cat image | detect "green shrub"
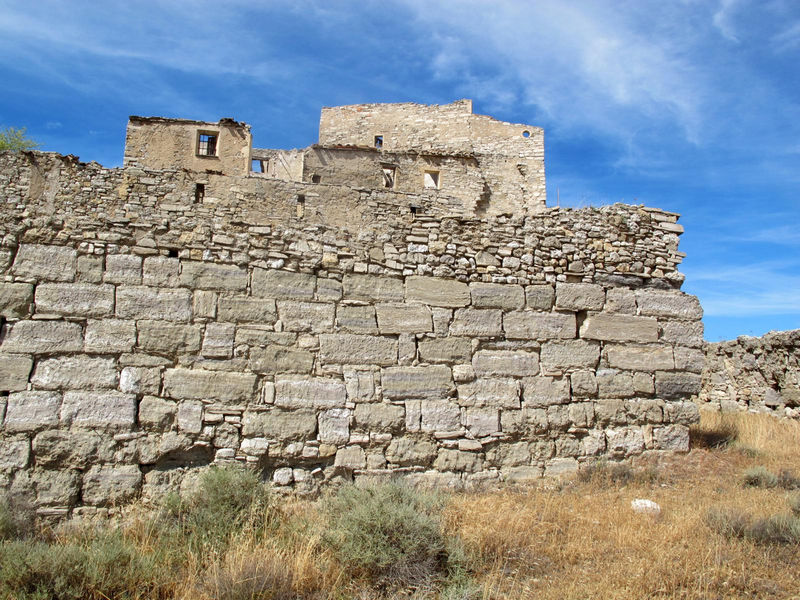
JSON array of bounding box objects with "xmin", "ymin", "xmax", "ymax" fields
[
  {"xmin": 777, "ymin": 469, "xmax": 800, "ymax": 490},
  {"xmin": 323, "ymin": 482, "xmax": 450, "ymax": 588},
  {"xmin": 747, "ymin": 514, "xmax": 800, "ymax": 545},
  {"xmin": 160, "ymin": 465, "xmax": 271, "ymax": 552},
  {"xmin": 705, "ymin": 508, "xmax": 749, "ymax": 539}
]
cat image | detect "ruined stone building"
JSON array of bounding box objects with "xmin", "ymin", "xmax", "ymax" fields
[{"xmin": 0, "ymin": 101, "xmax": 703, "ymax": 517}]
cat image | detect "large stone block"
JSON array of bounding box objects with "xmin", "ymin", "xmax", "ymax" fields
[
  {"xmin": 418, "ymin": 337, "xmax": 472, "ymax": 364},
  {"xmin": 242, "ymin": 409, "xmax": 317, "ymax": 440},
  {"xmin": 555, "ymin": 283, "xmax": 605, "ymax": 311},
  {"xmin": 653, "ymin": 424, "xmax": 690, "ymax": 452},
  {"xmin": 540, "ymin": 340, "xmax": 600, "ymax": 371},
  {"xmin": 660, "ymin": 321, "xmax": 704, "ymax": 349},
  {"xmin": 342, "ymin": 273, "xmax": 404, "ymax": 302},
  {"xmin": 457, "ymin": 378, "xmax": 521, "ymax": 408},
  {"xmin": 277, "ymin": 301, "xmax": 335, "ymax": 333},
  {"xmin": 0, "ymin": 437, "xmax": 30, "ymax": 470},
  {"xmin": 31, "ymin": 356, "xmax": 117, "ymax": 390},
  {"xmin": 201, "ymin": 323, "xmax": 235, "ymax": 359},
  {"xmin": 179, "ymin": 261, "xmax": 248, "ymax": 291},
  {"xmin": 143, "ymin": 256, "xmax": 180, "ymax": 287},
  {"xmin": 353, "ymin": 403, "xmax": 405, "ymax": 432},
  {"xmin": 137, "ymin": 321, "xmax": 202, "ymax": 354},
  {"xmin": 525, "ymin": 285, "xmax": 555, "ymax": 310},
  {"xmin": 420, "ymin": 399, "xmax": 461, "ymax": 432},
  {"xmin": 31, "ymin": 469, "xmax": 81, "ymax": 506},
  {"xmin": 84, "ymin": 319, "xmax": 137, "ymax": 353},
  {"xmin": 449, "ymin": 308, "xmax": 503, "ymax": 337},
  {"xmin": 376, "ymin": 303, "xmax": 432, "ymax": 334},
  {"xmin": 4, "ymin": 391, "xmax": 60, "ymax": 432},
  {"xmin": 274, "ymin": 376, "xmax": 347, "ymax": 409},
  {"xmin": 138, "ymin": 396, "xmax": 177, "ymax": 431},
  {"xmin": 34, "ymin": 283, "xmax": 115, "ymax": 318},
  {"xmin": 250, "ymin": 345, "xmax": 314, "ymax": 374},
  {"xmin": 164, "ymin": 368, "xmax": 257, "ymax": 403},
  {"xmin": 472, "ymin": 350, "xmax": 539, "ymax": 377},
  {"xmin": 465, "ymin": 407, "xmax": 500, "ymax": 437},
  {"xmin": 606, "ymin": 344, "xmax": 674, "ymax": 371},
  {"xmin": 251, "ymin": 268, "xmax": 316, "ymax": 300},
  {"xmin": 0, "ymin": 354, "xmax": 33, "ymax": 392},
  {"xmin": 82, "ymin": 465, "xmax": 142, "ymax": 506},
  {"xmin": 674, "ymin": 346, "xmax": 705, "ymax": 374},
  {"xmin": 60, "ymin": 391, "xmax": 136, "ymax": 430},
  {"xmin": 605, "ymin": 287, "xmax": 636, "ymax": 314},
  {"xmin": 522, "ymin": 377, "xmax": 570, "ymax": 407},
  {"xmin": 104, "ymin": 254, "xmax": 142, "ymax": 285},
  {"xmin": 318, "ymin": 408, "xmax": 350, "ymax": 445},
  {"xmin": 0, "ymin": 320, "xmax": 83, "ymax": 354},
  {"xmin": 12, "ymin": 244, "xmax": 76, "ymax": 282},
  {"xmin": 635, "ymin": 290, "xmax": 703, "ymax": 319},
  {"xmin": 579, "ymin": 314, "xmax": 658, "ymax": 342},
  {"xmin": 596, "ymin": 370, "xmax": 635, "ymax": 398},
  {"xmin": 335, "ymin": 305, "xmax": 378, "ymax": 334},
  {"xmin": 382, "ymin": 365, "xmax": 453, "ymax": 400},
  {"xmin": 434, "ymin": 449, "xmax": 483, "ymax": 473},
  {"xmin": 116, "ymin": 286, "xmax": 192, "ymax": 321},
  {"xmin": 469, "ymin": 282, "xmax": 524, "ymax": 310},
  {"xmin": 606, "ymin": 427, "xmax": 645, "ymax": 458},
  {"xmin": 406, "ymin": 276, "xmax": 470, "ymax": 308},
  {"xmin": 503, "ymin": 311, "xmax": 575, "ymax": 340},
  {"xmin": 334, "ymin": 445, "xmax": 366, "ymax": 469},
  {"xmin": 218, "ymin": 296, "xmax": 276, "ymax": 323},
  {"xmin": 319, "ymin": 334, "xmax": 397, "ymax": 365},
  {"xmin": 0, "ymin": 282, "xmax": 33, "ymax": 319},
  {"xmin": 385, "ymin": 437, "xmax": 438, "ymax": 466},
  {"xmin": 655, "ymin": 372, "xmax": 702, "ymax": 399},
  {"xmin": 32, "ymin": 429, "xmax": 112, "ymax": 468}
]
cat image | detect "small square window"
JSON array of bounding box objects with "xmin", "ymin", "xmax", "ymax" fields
[
  {"xmin": 197, "ymin": 132, "xmax": 218, "ymax": 156},
  {"xmin": 374, "ymin": 135, "xmax": 383, "ymax": 149},
  {"xmin": 311, "ymin": 174, "xmax": 321, "ymax": 183},
  {"xmin": 423, "ymin": 170, "xmax": 440, "ymax": 189},
  {"xmin": 382, "ymin": 165, "xmax": 396, "ymax": 188}
]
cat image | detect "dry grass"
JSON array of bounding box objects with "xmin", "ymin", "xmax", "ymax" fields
[{"xmin": 2, "ymin": 410, "xmax": 799, "ymax": 599}]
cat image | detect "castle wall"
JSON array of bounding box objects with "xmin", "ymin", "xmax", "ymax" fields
[
  {"xmin": 0, "ymin": 151, "xmax": 701, "ymax": 516},
  {"xmin": 697, "ymin": 330, "xmax": 800, "ymax": 418}
]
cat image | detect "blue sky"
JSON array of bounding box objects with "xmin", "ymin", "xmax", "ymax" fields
[{"xmin": 1, "ymin": 0, "xmax": 798, "ymax": 341}]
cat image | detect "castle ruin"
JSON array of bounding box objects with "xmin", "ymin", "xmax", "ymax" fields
[{"xmin": 0, "ymin": 101, "xmax": 703, "ymax": 517}]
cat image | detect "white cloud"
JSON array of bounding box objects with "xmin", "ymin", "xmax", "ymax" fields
[{"xmin": 713, "ymin": 0, "xmax": 744, "ymax": 42}]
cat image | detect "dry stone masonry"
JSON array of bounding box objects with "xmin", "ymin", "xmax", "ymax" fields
[
  {"xmin": 697, "ymin": 330, "xmax": 800, "ymax": 418},
  {"xmin": 0, "ymin": 101, "xmax": 703, "ymax": 517}
]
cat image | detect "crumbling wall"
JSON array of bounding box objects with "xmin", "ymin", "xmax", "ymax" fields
[
  {"xmin": 0, "ymin": 151, "xmax": 702, "ymax": 518},
  {"xmin": 697, "ymin": 330, "xmax": 800, "ymax": 418},
  {"xmin": 319, "ymin": 101, "xmax": 546, "ymax": 216}
]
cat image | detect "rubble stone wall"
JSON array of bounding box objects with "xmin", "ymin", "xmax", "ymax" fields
[
  {"xmin": 0, "ymin": 151, "xmax": 702, "ymax": 517},
  {"xmin": 697, "ymin": 330, "xmax": 800, "ymax": 418}
]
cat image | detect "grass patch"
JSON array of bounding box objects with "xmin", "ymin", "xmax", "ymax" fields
[
  {"xmin": 743, "ymin": 466, "xmax": 800, "ymax": 490},
  {"xmin": 0, "ymin": 494, "xmax": 35, "ymax": 541},
  {"xmin": 576, "ymin": 460, "xmax": 659, "ymax": 486},
  {"xmin": 690, "ymin": 412, "xmax": 739, "ymax": 448}
]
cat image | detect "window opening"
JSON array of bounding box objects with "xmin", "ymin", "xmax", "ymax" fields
[
  {"xmin": 522, "ymin": 130, "xmax": 531, "ymax": 138},
  {"xmin": 423, "ymin": 170, "xmax": 440, "ymax": 189},
  {"xmin": 410, "ymin": 205, "xmax": 418, "ymax": 219},
  {"xmin": 374, "ymin": 135, "xmax": 383, "ymax": 149},
  {"xmin": 252, "ymin": 159, "xmax": 265, "ymax": 173},
  {"xmin": 197, "ymin": 133, "xmax": 218, "ymax": 156},
  {"xmin": 296, "ymin": 195, "xmax": 306, "ymax": 219},
  {"xmin": 382, "ymin": 165, "xmax": 396, "ymax": 189},
  {"xmin": 167, "ymin": 249, "xmax": 179, "ymax": 258},
  {"xmin": 311, "ymin": 174, "xmax": 321, "ymax": 183},
  {"xmin": 194, "ymin": 183, "xmax": 205, "ymax": 203}
]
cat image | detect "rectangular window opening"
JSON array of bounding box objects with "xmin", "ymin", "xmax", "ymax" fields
[
  {"xmin": 296, "ymin": 195, "xmax": 306, "ymax": 219},
  {"xmin": 424, "ymin": 170, "xmax": 440, "ymax": 189},
  {"xmin": 197, "ymin": 132, "xmax": 218, "ymax": 156},
  {"xmin": 374, "ymin": 135, "xmax": 383, "ymax": 149},
  {"xmin": 311, "ymin": 174, "xmax": 321, "ymax": 183},
  {"xmin": 410, "ymin": 205, "xmax": 418, "ymax": 220},
  {"xmin": 382, "ymin": 165, "xmax": 396, "ymax": 189},
  {"xmin": 194, "ymin": 183, "xmax": 205, "ymax": 203},
  {"xmin": 251, "ymin": 159, "xmax": 265, "ymax": 173}
]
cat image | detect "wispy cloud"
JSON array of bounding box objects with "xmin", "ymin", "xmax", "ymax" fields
[{"xmin": 713, "ymin": 0, "xmax": 744, "ymax": 42}]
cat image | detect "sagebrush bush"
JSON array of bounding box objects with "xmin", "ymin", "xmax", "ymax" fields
[
  {"xmin": 323, "ymin": 483, "xmax": 450, "ymax": 588},
  {"xmin": 0, "ymin": 532, "xmax": 172, "ymax": 599},
  {"xmin": 743, "ymin": 466, "xmax": 779, "ymax": 488},
  {"xmin": 706, "ymin": 505, "xmax": 800, "ymax": 546},
  {"xmin": 0, "ymin": 494, "xmax": 35, "ymax": 541},
  {"xmin": 705, "ymin": 507, "xmax": 749, "ymax": 539},
  {"xmin": 160, "ymin": 465, "xmax": 271, "ymax": 552},
  {"xmin": 789, "ymin": 494, "xmax": 800, "ymax": 517}
]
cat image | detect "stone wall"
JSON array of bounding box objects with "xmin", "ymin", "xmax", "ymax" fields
[
  {"xmin": 0, "ymin": 150, "xmax": 702, "ymax": 517},
  {"xmin": 697, "ymin": 330, "xmax": 800, "ymax": 418}
]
